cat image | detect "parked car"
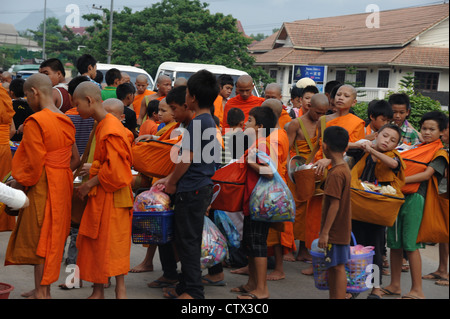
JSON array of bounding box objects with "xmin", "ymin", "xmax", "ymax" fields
[
  {"xmin": 155, "ymin": 62, "xmax": 259, "ymax": 97},
  {"xmin": 96, "ymin": 63, "xmax": 155, "ymax": 90}
]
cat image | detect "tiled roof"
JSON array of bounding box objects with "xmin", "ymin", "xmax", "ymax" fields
[{"xmin": 250, "ymin": 3, "xmax": 449, "ymax": 68}]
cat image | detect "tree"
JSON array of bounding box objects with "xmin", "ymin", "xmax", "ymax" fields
[{"xmin": 83, "ymin": 0, "xmax": 269, "ymax": 82}]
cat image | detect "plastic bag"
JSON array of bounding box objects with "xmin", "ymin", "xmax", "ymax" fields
[
  {"xmin": 201, "ymin": 217, "xmax": 228, "ymax": 269},
  {"xmin": 133, "ymin": 185, "xmax": 172, "ymax": 212},
  {"xmin": 214, "ymin": 210, "xmax": 241, "ymax": 248},
  {"xmin": 249, "ymin": 151, "xmax": 296, "ymax": 223}
]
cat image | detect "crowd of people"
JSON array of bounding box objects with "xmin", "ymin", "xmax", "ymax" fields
[{"xmin": 0, "ymin": 54, "xmax": 448, "ymax": 300}]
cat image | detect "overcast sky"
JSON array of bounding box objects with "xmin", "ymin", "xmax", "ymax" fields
[{"xmin": 0, "ymin": 0, "xmax": 444, "ymax": 35}]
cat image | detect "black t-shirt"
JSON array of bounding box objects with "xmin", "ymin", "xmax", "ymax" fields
[
  {"xmin": 11, "ymin": 99, "xmax": 34, "ymax": 141},
  {"xmin": 122, "ymin": 106, "xmax": 137, "ymax": 136},
  {"xmin": 177, "ymin": 112, "xmax": 221, "ymax": 193}
]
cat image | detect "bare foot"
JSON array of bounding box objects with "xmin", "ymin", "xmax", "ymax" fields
[
  {"xmin": 177, "ymin": 293, "xmax": 194, "ymax": 299},
  {"xmin": 21, "ymin": 289, "xmax": 35, "ymax": 298},
  {"xmin": 115, "ymin": 286, "xmax": 127, "ymax": 299},
  {"xmin": 267, "ymin": 270, "xmax": 285, "ymax": 281},
  {"xmin": 129, "ymin": 263, "xmax": 154, "ymax": 273},
  {"xmin": 230, "ymin": 266, "xmax": 249, "ymax": 275},
  {"xmin": 301, "ymin": 265, "xmax": 314, "ymax": 276},
  {"xmin": 283, "ymin": 252, "xmax": 296, "ymax": 262}
]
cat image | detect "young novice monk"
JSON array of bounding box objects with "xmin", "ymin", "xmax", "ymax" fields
[
  {"xmin": 263, "ymin": 99, "xmax": 296, "ymax": 278},
  {"xmin": 351, "ymin": 123, "xmax": 406, "ymax": 299},
  {"xmin": 318, "ymin": 126, "xmax": 352, "ymax": 300},
  {"xmin": 232, "ymin": 106, "xmax": 277, "ymax": 300},
  {"xmin": 286, "ymin": 94, "xmax": 329, "ymax": 263},
  {"xmin": 383, "ymin": 111, "xmax": 449, "ymax": 300},
  {"xmin": 4, "ymin": 73, "xmax": 79, "ymax": 299},
  {"xmin": 72, "ymin": 81, "xmax": 134, "ymax": 299}
]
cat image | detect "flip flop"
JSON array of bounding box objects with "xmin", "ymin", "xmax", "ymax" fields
[
  {"xmin": 380, "ymin": 288, "xmax": 400, "ymax": 296},
  {"xmin": 201, "ymin": 276, "xmax": 227, "ymax": 286},
  {"xmin": 230, "ymin": 285, "xmax": 250, "ymax": 294},
  {"xmin": 422, "ymin": 273, "xmax": 443, "ymax": 280},
  {"xmin": 237, "ymin": 293, "xmax": 268, "ymax": 300},
  {"xmin": 400, "ymin": 294, "xmax": 424, "ymax": 299},
  {"xmin": 147, "ymin": 279, "xmax": 178, "ymax": 288},
  {"xmin": 435, "ymin": 278, "xmax": 449, "ymax": 286}
]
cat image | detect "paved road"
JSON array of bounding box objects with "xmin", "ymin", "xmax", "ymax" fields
[{"xmin": 0, "ymin": 230, "xmax": 447, "ymax": 302}]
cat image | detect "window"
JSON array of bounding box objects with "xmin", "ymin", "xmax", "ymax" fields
[
  {"xmin": 336, "ymin": 70, "xmax": 346, "ymax": 84},
  {"xmin": 269, "ymin": 69, "xmax": 278, "ymax": 80},
  {"xmin": 415, "ymin": 72, "xmax": 439, "ymax": 91},
  {"xmin": 355, "ymin": 70, "xmax": 367, "ymax": 87},
  {"xmin": 377, "ymin": 70, "xmax": 390, "ymax": 88}
]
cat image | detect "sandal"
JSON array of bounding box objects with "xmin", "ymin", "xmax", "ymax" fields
[
  {"xmin": 435, "ymin": 278, "xmax": 449, "ymax": 286},
  {"xmin": 147, "ymin": 278, "xmax": 178, "ymax": 288},
  {"xmin": 422, "ymin": 273, "xmax": 443, "ymax": 280},
  {"xmin": 230, "ymin": 285, "xmax": 250, "ymax": 294}
]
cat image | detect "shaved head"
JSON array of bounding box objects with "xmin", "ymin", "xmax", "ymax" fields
[
  {"xmin": 135, "ymin": 74, "xmax": 148, "ymax": 83},
  {"xmin": 236, "ymin": 75, "xmax": 253, "ymax": 87},
  {"xmin": 73, "ymin": 81, "xmax": 103, "ymax": 102},
  {"xmin": 103, "ymin": 98, "xmax": 124, "ymax": 120},
  {"xmin": 174, "ymin": 77, "xmax": 187, "ymax": 88},
  {"xmin": 264, "ymin": 83, "xmax": 282, "ymax": 100},
  {"xmin": 339, "ymin": 84, "xmax": 357, "ymax": 99},
  {"xmin": 262, "ymin": 98, "xmax": 283, "ymax": 118},
  {"xmin": 157, "ymin": 74, "xmax": 171, "ymax": 84},
  {"xmin": 311, "ymin": 93, "xmax": 330, "ymax": 109},
  {"xmin": 23, "ymin": 73, "xmax": 53, "ymax": 96}
]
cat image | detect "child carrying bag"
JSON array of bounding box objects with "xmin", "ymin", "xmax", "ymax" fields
[{"xmin": 249, "ymin": 151, "xmax": 295, "ymax": 223}]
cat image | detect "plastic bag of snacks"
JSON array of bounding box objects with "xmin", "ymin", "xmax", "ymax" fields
[
  {"xmin": 201, "ymin": 217, "xmax": 228, "ymax": 269},
  {"xmin": 214, "ymin": 210, "xmax": 241, "ymax": 248},
  {"xmin": 133, "ymin": 185, "xmax": 171, "ymax": 212},
  {"xmin": 249, "ymin": 151, "xmax": 295, "ymax": 223}
]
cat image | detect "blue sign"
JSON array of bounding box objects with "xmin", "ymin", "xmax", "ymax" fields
[{"xmin": 293, "ymin": 65, "xmax": 325, "ymax": 82}]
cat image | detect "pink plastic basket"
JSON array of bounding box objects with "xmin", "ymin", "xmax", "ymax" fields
[
  {"xmin": 311, "ymin": 234, "xmax": 375, "ymax": 293},
  {"xmin": 0, "ymin": 283, "xmax": 14, "ymax": 299}
]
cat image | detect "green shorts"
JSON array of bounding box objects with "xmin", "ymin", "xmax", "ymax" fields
[{"xmin": 387, "ymin": 193, "xmax": 425, "ymax": 252}]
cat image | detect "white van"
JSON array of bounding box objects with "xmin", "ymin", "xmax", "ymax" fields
[
  {"xmin": 155, "ymin": 62, "xmax": 259, "ymax": 97},
  {"xmin": 96, "ymin": 63, "xmax": 155, "ymax": 90}
]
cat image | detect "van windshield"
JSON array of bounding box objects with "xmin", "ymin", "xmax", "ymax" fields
[{"xmin": 162, "ymin": 72, "xmax": 258, "ymax": 98}]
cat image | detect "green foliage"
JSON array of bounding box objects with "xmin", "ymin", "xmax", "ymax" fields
[
  {"xmin": 83, "ymin": 0, "xmax": 269, "ymax": 81},
  {"xmin": 386, "ymin": 73, "xmax": 445, "ymax": 130},
  {"xmin": 0, "ymin": 45, "xmax": 41, "ymax": 71},
  {"xmin": 351, "ymin": 72, "xmax": 446, "ymax": 130}
]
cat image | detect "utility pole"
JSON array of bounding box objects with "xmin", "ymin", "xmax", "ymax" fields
[
  {"xmin": 42, "ymin": 0, "xmax": 47, "ymax": 60},
  {"xmin": 107, "ymin": 0, "xmax": 114, "ymax": 64}
]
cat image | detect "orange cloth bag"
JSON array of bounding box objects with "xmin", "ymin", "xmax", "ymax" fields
[{"xmin": 416, "ymin": 149, "xmax": 449, "ymax": 243}]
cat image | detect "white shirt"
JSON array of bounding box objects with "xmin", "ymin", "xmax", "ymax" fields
[{"xmin": 0, "ymin": 182, "xmax": 27, "ymax": 210}]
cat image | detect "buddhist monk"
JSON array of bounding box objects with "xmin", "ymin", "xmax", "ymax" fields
[
  {"xmin": 263, "ymin": 99, "xmax": 296, "ymax": 280},
  {"xmin": 0, "ymin": 86, "xmax": 16, "ymax": 231},
  {"xmin": 286, "ymin": 94, "xmax": 329, "ymax": 267},
  {"xmin": 72, "ymin": 81, "xmax": 134, "ymax": 299},
  {"xmin": 4, "ymin": 73, "xmax": 79, "ymax": 299},
  {"xmin": 137, "ymin": 75, "xmax": 172, "ymax": 126},
  {"xmin": 264, "ymin": 83, "xmax": 292, "ymax": 130},
  {"xmin": 132, "ymin": 75, "xmax": 155, "ymax": 120},
  {"xmin": 222, "ymin": 75, "xmax": 265, "ymax": 134}
]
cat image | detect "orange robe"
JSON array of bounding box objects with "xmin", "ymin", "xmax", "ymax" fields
[
  {"xmin": 222, "ymin": 95, "xmax": 265, "ymax": 133},
  {"xmin": 266, "ymin": 129, "xmax": 296, "ymax": 255},
  {"xmin": 214, "ymin": 95, "xmax": 224, "ymax": 127},
  {"xmin": 133, "ymin": 90, "xmax": 155, "ymax": 120},
  {"xmin": 289, "ymin": 137, "xmax": 317, "ymax": 241},
  {"xmin": 5, "ymin": 109, "xmax": 76, "ymax": 285},
  {"xmin": 139, "ymin": 119, "xmax": 158, "ymax": 136},
  {"xmin": 0, "ymin": 86, "xmax": 16, "ymax": 231},
  {"xmin": 306, "ymin": 113, "xmax": 365, "ymax": 249},
  {"xmin": 76, "ymin": 114, "xmax": 134, "ymax": 284},
  {"xmin": 278, "ymin": 109, "xmax": 292, "ymax": 131}
]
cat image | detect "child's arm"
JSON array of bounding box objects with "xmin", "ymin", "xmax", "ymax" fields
[
  {"xmin": 361, "ymin": 141, "xmax": 399, "ymax": 169},
  {"xmin": 405, "ymin": 166, "xmax": 436, "ymax": 184},
  {"xmin": 318, "ymin": 196, "xmax": 340, "ymax": 249},
  {"xmin": 153, "ymin": 150, "xmax": 193, "ymax": 194}
]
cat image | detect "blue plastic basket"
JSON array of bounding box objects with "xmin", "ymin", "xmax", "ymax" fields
[
  {"xmin": 132, "ymin": 210, "xmax": 174, "ymax": 245},
  {"xmin": 311, "ymin": 233, "xmax": 375, "ymax": 293}
]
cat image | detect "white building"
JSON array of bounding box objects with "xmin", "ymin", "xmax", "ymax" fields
[
  {"xmin": 0, "ymin": 23, "xmax": 41, "ymax": 52},
  {"xmin": 249, "ymin": 3, "xmax": 449, "ymax": 106}
]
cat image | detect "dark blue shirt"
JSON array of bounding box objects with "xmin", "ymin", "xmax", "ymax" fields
[{"xmin": 177, "ymin": 113, "xmax": 221, "ymax": 193}]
